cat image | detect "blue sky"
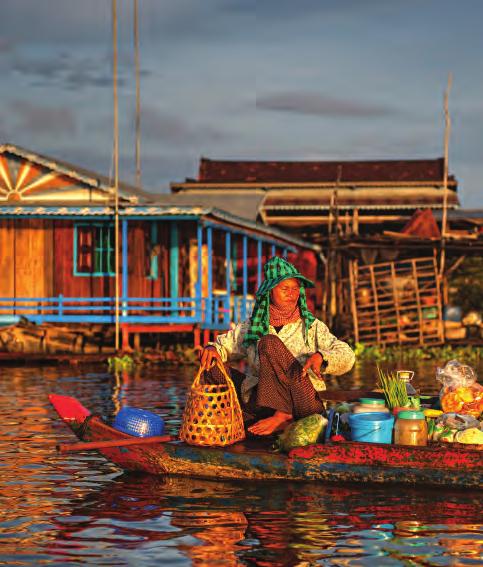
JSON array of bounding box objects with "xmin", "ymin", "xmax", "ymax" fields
[{"xmin": 1, "ymin": 0, "xmax": 482, "ymax": 207}]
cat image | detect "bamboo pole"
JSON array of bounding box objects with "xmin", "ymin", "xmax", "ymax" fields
[
  {"xmin": 353, "ymin": 208, "xmax": 359, "ymax": 235},
  {"xmin": 112, "ymin": 0, "xmax": 120, "ymax": 351},
  {"xmin": 411, "ymin": 259, "xmax": 424, "ymax": 346},
  {"xmin": 390, "ymin": 263, "xmax": 402, "ymax": 346},
  {"xmin": 322, "ymin": 190, "xmax": 335, "ymax": 320},
  {"xmin": 134, "ymin": 0, "xmax": 141, "ymax": 191},
  {"xmin": 369, "ymin": 265, "xmax": 381, "ymax": 344},
  {"xmin": 349, "ymin": 259, "xmax": 359, "ymax": 344},
  {"xmin": 439, "ymin": 72, "xmax": 452, "ymax": 278},
  {"xmin": 433, "ymin": 256, "xmax": 445, "ymax": 344},
  {"xmin": 326, "ymin": 167, "xmax": 342, "ymax": 325}
]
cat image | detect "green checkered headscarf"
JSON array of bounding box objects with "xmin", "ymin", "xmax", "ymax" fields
[{"xmin": 242, "ymin": 257, "xmax": 315, "ymax": 347}]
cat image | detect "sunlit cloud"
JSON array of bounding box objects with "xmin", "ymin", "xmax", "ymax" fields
[
  {"xmin": 0, "ymin": 0, "xmax": 481, "ymax": 206},
  {"xmin": 257, "ymin": 92, "xmax": 397, "ymax": 118}
]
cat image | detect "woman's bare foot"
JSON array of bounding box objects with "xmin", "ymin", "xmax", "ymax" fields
[{"xmin": 247, "ymin": 411, "xmax": 293, "ymax": 436}]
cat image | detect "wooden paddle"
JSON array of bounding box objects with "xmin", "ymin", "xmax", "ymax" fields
[{"xmin": 57, "ymin": 434, "xmax": 173, "ymax": 453}]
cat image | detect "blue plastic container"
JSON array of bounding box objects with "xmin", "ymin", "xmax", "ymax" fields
[
  {"xmin": 444, "ymin": 305, "xmax": 462, "ymax": 322},
  {"xmin": 113, "ymin": 407, "xmax": 165, "ymax": 437},
  {"xmin": 348, "ymin": 412, "xmax": 394, "ymax": 444}
]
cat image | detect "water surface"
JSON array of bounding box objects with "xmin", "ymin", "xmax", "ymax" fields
[{"xmin": 0, "ymin": 362, "xmax": 481, "ymax": 565}]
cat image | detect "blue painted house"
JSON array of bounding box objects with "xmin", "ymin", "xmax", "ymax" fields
[{"xmin": 0, "ymin": 144, "xmax": 319, "ymax": 348}]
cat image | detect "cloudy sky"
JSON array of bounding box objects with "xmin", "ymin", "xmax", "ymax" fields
[{"xmin": 1, "ymin": 0, "xmax": 482, "ymax": 206}]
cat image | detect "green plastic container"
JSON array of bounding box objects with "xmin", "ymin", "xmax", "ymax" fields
[
  {"xmin": 359, "ymin": 398, "xmax": 385, "ymax": 406},
  {"xmin": 395, "ymin": 410, "xmax": 428, "ymax": 446},
  {"xmin": 397, "ymin": 410, "xmax": 425, "ymax": 420}
]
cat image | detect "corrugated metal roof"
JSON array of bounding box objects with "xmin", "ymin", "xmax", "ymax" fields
[
  {"xmin": 263, "ymin": 187, "xmax": 459, "ymax": 210},
  {"xmin": 0, "ymin": 204, "xmax": 319, "ymax": 251},
  {"xmin": 149, "ymin": 191, "xmax": 266, "ymax": 222}
]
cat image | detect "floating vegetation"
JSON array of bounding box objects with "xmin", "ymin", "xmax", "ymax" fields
[
  {"xmin": 354, "ymin": 343, "xmax": 482, "ymax": 364},
  {"xmin": 106, "ymin": 345, "xmax": 199, "ymax": 369},
  {"xmin": 108, "ymin": 355, "xmax": 135, "ymax": 371}
]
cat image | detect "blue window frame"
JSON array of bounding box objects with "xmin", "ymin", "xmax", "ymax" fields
[
  {"xmin": 74, "ymin": 223, "xmax": 115, "ymax": 276},
  {"xmin": 147, "ymin": 222, "xmax": 159, "ymax": 280}
]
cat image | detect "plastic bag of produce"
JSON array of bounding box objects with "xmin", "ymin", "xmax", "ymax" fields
[
  {"xmin": 436, "ymin": 360, "xmax": 483, "ymax": 417},
  {"xmin": 432, "ymin": 413, "xmax": 481, "ymax": 443},
  {"xmin": 436, "ymin": 360, "xmax": 477, "ymax": 389},
  {"xmin": 436, "ymin": 412, "xmax": 480, "ymax": 430},
  {"xmin": 275, "ymin": 414, "xmax": 328, "ymax": 453}
]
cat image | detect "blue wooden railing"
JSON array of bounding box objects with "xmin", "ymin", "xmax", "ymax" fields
[{"xmin": 0, "ymin": 295, "xmax": 255, "ymax": 329}]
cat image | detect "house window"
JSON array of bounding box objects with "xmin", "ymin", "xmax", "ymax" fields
[
  {"xmin": 74, "ymin": 223, "xmax": 115, "ymax": 276},
  {"xmin": 147, "ymin": 223, "xmax": 159, "ymax": 280}
]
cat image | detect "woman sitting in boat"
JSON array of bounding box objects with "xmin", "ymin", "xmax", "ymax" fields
[{"xmin": 200, "ymin": 256, "xmax": 355, "ymax": 436}]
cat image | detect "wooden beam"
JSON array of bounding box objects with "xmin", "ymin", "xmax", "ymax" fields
[
  {"xmin": 172, "ymin": 180, "xmax": 458, "ymax": 190},
  {"xmin": 263, "ymin": 215, "xmax": 411, "ymax": 226}
]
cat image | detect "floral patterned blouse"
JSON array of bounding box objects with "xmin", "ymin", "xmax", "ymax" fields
[{"xmin": 209, "ymin": 318, "xmax": 355, "ymax": 400}]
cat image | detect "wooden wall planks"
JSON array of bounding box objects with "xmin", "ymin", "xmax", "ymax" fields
[
  {"xmin": 15, "ymin": 219, "xmax": 54, "ymax": 300},
  {"xmin": 0, "ymin": 220, "xmax": 15, "ymax": 299}
]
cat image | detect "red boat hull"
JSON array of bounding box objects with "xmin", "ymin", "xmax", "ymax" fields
[{"xmin": 49, "ymin": 394, "xmax": 483, "ymax": 488}]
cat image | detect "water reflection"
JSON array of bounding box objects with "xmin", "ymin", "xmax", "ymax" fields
[
  {"xmin": 0, "ymin": 363, "xmax": 482, "ymax": 566},
  {"xmin": 30, "ymin": 474, "xmax": 482, "ymax": 566}
]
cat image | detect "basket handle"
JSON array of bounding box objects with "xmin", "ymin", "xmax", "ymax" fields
[
  {"xmin": 191, "ymin": 360, "xmax": 243, "ymax": 433},
  {"xmin": 191, "ymin": 364, "xmax": 205, "ymax": 389},
  {"xmin": 213, "ymin": 360, "xmax": 241, "ymax": 427},
  {"xmin": 192, "ymin": 359, "xmax": 237, "ymax": 392}
]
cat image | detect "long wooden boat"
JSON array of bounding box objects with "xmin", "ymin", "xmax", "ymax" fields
[{"xmin": 49, "ymin": 394, "xmax": 483, "ymax": 488}]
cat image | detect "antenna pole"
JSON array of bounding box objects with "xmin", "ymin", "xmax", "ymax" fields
[
  {"xmin": 440, "ymin": 72, "xmax": 452, "ymax": 277},
  {"xmin": 112, "ymin": 0, "xmax": 120, "ymax": 351},
  {"xmin": 134, "ymin": 0, "xmax": 141, "ymax": 190}
]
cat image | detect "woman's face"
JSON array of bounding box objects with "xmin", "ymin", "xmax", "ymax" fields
[{"xmin": 271, "ymin": 278, "xmax": 300, "ymax": 308}]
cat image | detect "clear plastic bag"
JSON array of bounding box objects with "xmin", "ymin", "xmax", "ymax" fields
[
  {"xmin": 431, "ymin": 413, "xmax": 481, "ymax": 443},
  {"xmin": 436, "ymin": 360, "xmax": 477, "ymax": 389},
  {"xmin": 436, "ymin": 360, "xmax": 483, "ymax": 417},
  {"xmin": 435, "ymin": 413, "xmax": 480, "ymax": 431}
]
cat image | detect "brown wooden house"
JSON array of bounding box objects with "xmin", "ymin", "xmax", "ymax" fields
[{"xmin": 0, "ymin": 144, "xmax": 319, "ymax": 350}]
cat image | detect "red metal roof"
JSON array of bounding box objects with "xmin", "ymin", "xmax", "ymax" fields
[{"xmin": 198, "ymin": 157, "xmax": 455, "ymax": 184}]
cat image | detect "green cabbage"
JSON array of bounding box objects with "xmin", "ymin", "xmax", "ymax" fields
[{"xmin": 275, "ymin": 414, "xmax": 328, "ymax": 453}]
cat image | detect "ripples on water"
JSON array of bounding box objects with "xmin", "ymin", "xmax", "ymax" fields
[{"xmin": 0, "ymin": 363, "xmax": 482, "ymax": 566}]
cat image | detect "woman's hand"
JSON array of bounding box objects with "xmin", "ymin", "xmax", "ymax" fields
[
  {"xmin": 302, "ymin": 352, "xmax": 324, "ymax": 378},
  {"xmin": 200, "ymin": 346, "xmax": 221, "ymax": 370}
]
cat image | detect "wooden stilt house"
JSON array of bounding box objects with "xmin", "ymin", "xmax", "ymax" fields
[
  {"xmin": 0, "ymin": 144, "xmax": 319, "ymax": 351},
  {"xmin": 170, "ymin": 156, "xmax": 482, "ymax": 347}
]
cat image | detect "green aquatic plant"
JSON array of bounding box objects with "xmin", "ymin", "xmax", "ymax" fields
[
  {"xmin": 108, "ymin": 354, "xmax": 135, "ymax": 372},
  {"xmin": 354, "ymin": 344, "xmax": 482, "ymax": 364}
]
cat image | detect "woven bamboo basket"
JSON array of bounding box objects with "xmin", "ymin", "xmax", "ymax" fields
[{"xmin": 179, "ymin": 361, "xmax": 246, "ymax": 447}]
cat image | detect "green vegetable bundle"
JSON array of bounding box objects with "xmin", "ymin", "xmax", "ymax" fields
[
  {"xmin": 275, "ymin": 414, "xmax": 327, "ymax": 453},
  {"xmin": 377, "ymin": 366, "xmax": 410, "ymax": 410}
]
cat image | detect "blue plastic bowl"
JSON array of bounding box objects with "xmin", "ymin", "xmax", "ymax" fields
[{"xmin": 113, "ymin": 407, "xmax": 165, "ymax": 437}]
